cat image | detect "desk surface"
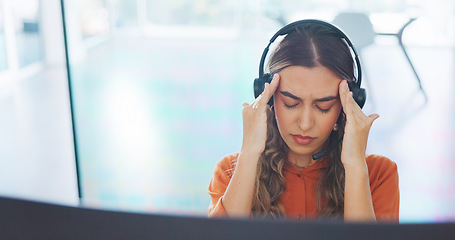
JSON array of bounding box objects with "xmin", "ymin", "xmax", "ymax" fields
[{"xmin": 0, "ymin": 196, "xmax": 454, "ymax": 240}]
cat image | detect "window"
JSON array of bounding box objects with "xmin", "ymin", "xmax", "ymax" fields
[
  {"xmin": 0, "ymin": 2, "xmax": 8, "ymax": 71},
  {"xmin": 12, "ymin": 0, "xmax": 44, "ymax": 68}
]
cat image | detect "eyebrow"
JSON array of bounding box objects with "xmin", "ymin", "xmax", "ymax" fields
[
  {"xmin": 315, "ymin": 96, "xmax": 337, "ymax": 102},
  {"xmin": 280, "ymin": 91, "xmax": 301, "ymax": 100},
  {"xmin": 280, "ymin": 91, "xmax": 337, "ymax": 102}
]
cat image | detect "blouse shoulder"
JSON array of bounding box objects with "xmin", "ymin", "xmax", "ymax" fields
[
  {"xmin": 215, "ymin": 152, "xmax": 240, "ymax": 179},
  {"xmin": 365, "ymin": 154, "xmax": 397, "ymax": 172},
  {"xmin": 208, "ymin": 153, "xmax": 240, "ymax": 217},
  {"xmin": 365, "ymin": 154, "xmax": 400, "ymax": 221},
  {"xmin": 365, "ymin": 154, "xmax": 398, "ymax": 188}
]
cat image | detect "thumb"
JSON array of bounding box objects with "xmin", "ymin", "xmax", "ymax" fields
[{"xmin": 368, "ymin": 113, "xmax": 380, "ymax": 123}]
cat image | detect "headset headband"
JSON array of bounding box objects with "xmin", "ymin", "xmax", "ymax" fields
[{"xmin": 258, "ymin": 19, "xmax": 362, "ymax": 88}]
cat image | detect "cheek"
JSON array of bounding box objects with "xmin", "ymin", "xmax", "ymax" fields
[
  {"xmin": 318, "ymin": 106, "xmax": 341, "ymax": 134},
  {"xmin": 273, "ymin": 103, "xmax": 296, "ymax": 136}
]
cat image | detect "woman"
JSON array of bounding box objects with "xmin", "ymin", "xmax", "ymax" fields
[{"xmin": 208, "ymin": 21, "xmax": 399, "ymax": 221}]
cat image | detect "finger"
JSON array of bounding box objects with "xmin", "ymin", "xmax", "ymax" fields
[
  {"xmin": 368, "ymin": 113, "xmax": 380, "ymax": 122},
  {"xmin": 339, "ymin": 80, "xmax": 351, "ymax": 112},
  {"xmin": 259, "ymin": 74, "xmax": 280, "ymax": 105},
  {"xmin": 340, "ymin": 82, "xmax": 370, "ymax": 124},
  {"xmin": 251, "ymin": 102, "xmax": 258, "ymax": 110},
  {"xmin": 242, "ymin": 102, "xmax": 249, "ymax": 108},
  {"xmin": 268, "ymin": 73, "xmax": 280, "ymax": 94},
  {"xmin": 347, "ymin": 91, "xmax": 360, "ymax": 111},
  {"xmin": 346, "ymin": 91, "xmax": 370, "ymax": 121},
  {"xmin": 252, "ymin": 94, "xmax": 262, "ymax": 109}
]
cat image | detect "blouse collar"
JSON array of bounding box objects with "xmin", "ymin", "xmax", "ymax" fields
[{"xmin": 283, "ymin": 157, "xmax": 329, "ymax": 174}]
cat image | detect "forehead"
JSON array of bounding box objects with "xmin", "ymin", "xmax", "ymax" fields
[{"xmin": 278, "ymin": 65, "xmax": 342, "ymax": 97}]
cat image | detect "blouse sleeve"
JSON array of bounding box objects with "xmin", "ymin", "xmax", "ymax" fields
[
  {"xmin": 366, "ymin": 154, "xmax": 400, "ymax": 222},
  {"xmin": 208, "ymin": 153, "xmax": 238, "ymax": 217}
]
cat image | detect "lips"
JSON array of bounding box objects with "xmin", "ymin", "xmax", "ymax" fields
[{"xmin": 292, "ymin": 135, "xmax": 315, "ymax": 145}]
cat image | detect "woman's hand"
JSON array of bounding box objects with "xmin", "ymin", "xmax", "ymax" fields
[
  {"xmin": 241, "ymin": 74, "xmax": 280, "ymax": 156},
  {"xmin": 339, "ymin": 80, "xmax": 378, "ymax": 221},
  {"xmin": 221, "ymin": 74, "xmax": 280, "ymax": 217},
  {"xmin": 339, "ymin": 80, "xmax": 379, "ymax": 168}
]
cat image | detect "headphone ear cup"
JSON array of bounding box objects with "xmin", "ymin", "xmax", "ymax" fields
[
  {"xmin": 254, "ymin": 73, "xmax": 273, "ymax": 98},
  {"xmin": 351, "ymin": 87, "xmax": 366, "ymax": 109},
  {"xmin": 253, "ymin": 77, "xmax": 264, "ymax": 99},
  {"xmin": 254, "ymin": 73, "xmax": 274, "ymax": 106}
]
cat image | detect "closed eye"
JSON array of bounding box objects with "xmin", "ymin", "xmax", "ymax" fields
[
  {"xmin": 316, "ymin": 105, "xmax": 331, "ymax": 113},
  {"xmin": 284, "ymin": 103, "xmax": 299, "ymax": 109}
]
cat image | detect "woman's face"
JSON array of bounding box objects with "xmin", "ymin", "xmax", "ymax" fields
[{"xmin": 273, "ymin": 65, "xmax": 342, "ymax": 161}]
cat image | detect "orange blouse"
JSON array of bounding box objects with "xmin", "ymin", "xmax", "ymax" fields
[{"xmin": 208, "ymin": 153, "xmax": 399, "ymax": 221}]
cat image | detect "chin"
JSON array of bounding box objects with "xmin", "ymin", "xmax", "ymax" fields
[{"xmin": 287, "ymin": 145, "xmax": 318, "ymax": 157}]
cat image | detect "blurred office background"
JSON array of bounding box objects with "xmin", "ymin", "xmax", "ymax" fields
[{"xmin": 0, "ymin": 0, "xmax": 454, "ymax": 222}]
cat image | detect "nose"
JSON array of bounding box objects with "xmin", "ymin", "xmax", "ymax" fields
[{"xmin": 297, "ymin": 106, "xmax": 314, "ymax": 132}]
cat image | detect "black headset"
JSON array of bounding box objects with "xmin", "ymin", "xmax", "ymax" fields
[{"xmin": 253, "ymin": 19, "xmax": 366, "ymax": 109}]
